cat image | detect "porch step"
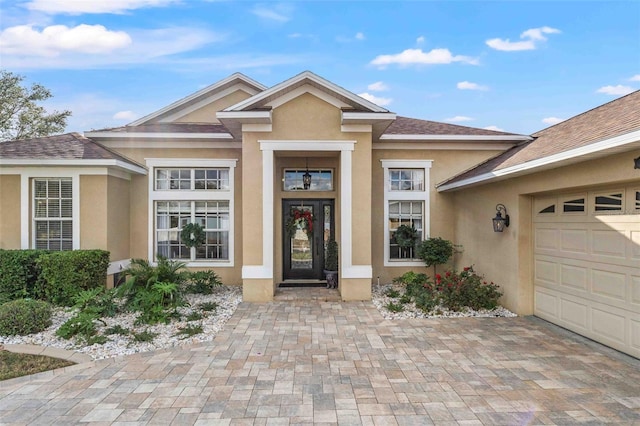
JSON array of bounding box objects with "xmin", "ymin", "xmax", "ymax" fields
[{"xmin": 274, "ymin": 287, "xmax": 341, "ymax": 302}]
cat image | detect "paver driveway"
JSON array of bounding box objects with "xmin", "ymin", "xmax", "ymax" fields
[{"xmin": 1, "ymin": 297, "xmax": 639, "ymax": 425}]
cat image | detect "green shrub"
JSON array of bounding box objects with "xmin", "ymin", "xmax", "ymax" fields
[
  {"xmin": 186, "ymin": 311, "xmax": 203, "ymax": 321},
  {"xmin": 104, "ymin": 325, "xmax": 129, "ymax": 335},
  {"xmin": 417, "ymin": 237, "xmax": 458, "ymax": 276},
  {"xmin": 132, "ymin": 330, "xmax": 157, "ymax": 343},
  {"xmin": 385, "ymin": 288, "xmax": 400, "ymax": 298},
  {"xmin": 174, "ymin": 324, "xmax": 203, "ymax": 339},
  {"xmin": 37, "ymin": 250, "xmax": 110, "ymax": 306},
  {"xmin": 385, "ymin": 302, "xmax": 404, "ymax": 313},
  {"xmin": 0, "ymin": 250, "xmax": 48, "ymax": 303},
  {"xmin": 393, "ymin": 267, "xmax": 503, "ymax": 313},
  {"xmin": 56, "ymin": 311, "xmax": 100, "ymax": 341},
  {"xmin": 0, "ymin": 299, "xmax": 52, "ymax": 335},
  {"xmin": 198, "ymin": 301, "xmax": 218, "ymax": 312},
  {"xmin": 434, "ymin": 267, "xmax": 503, "ymax": 311},
  {"xmin": 185, "ymin": 270, "xmax": 222, "ymax": 294}
]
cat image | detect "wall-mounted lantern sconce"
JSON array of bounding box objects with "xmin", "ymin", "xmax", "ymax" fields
[
  {"xmin": 492, "ymin": 204, "xmax": 510, "ymax": 232},
  {"xmin": 634, "ymin": 156, "xmax": 640, "ymax": 169},
  {"xmin": 302, "ymin": 158, "xmax": 312, "ymax": 190}
]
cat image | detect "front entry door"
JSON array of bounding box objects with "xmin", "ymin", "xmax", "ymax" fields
[{"xmin": 283, "ymin": 199, "xmax": 334, "ymax": 280}]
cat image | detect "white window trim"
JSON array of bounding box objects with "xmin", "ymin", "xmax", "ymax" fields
[
  {"xmin": 146, "ymin": 158, "xmax": 237, "ymax": 267},
  {"xmin": 19, "ymin": 170, "xmax": 80, "ymax": 250},
  {"xmin": 381, "ymin": 160, "xmax": 432, "ymax": 267}
]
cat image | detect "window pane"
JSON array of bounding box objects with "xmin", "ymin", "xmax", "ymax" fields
[
  {"xmin": 33, "ymin": 178, "xmax": 73, "ymax": 251},
  {"xmin": 388, "ymin": 200, "xmax": 424, "ymax": 260}
]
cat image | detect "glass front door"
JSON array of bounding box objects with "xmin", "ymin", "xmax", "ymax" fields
[{"xmin": 283, "ymin": 199, "xmax": 334, "ymax": 280}]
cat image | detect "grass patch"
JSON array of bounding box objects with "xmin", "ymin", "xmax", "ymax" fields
[
  {"xmin": 385, "ymin": 302, "xmax": 405, "ymax": 313},
  {"xmin": 173, "ymin": 324, "xmax": 203, "ymax": 339},
  {"xmin": 198, "ymin": 301, "xmax": 218, "ymax": 312},
  {"xmin": 132, "ymin": 330, "xmax": 157, "ymax": 343},
  {"xmin": 0, "ymin": 350, "xmax": 74, "ymax": 381}
]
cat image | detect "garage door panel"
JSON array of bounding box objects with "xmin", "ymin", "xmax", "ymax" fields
[
  {"xmin": 535, "ymin": 289, "xmax": 558, "ymax": 318},
  {"xmin": 592, "ymin": 307, "xmax": 626, "ymax": 345},
  {"xmin": 592, "ymin": 229, "xmax": 627, "ymax": 258},
  {"xmin": 632, "ymin": 319, "xmax": 640, "ymax": 351},
  {"xmin": 632, "ymin": 276, "xmax": 640, "ymax": 306},
  {"xmin": 561, "ymin": 228, "xmax": 588, "ymax": 253},
  {"xmin": 591, "ymin": 269, "xmax": 627, "ymax": 302},
  {"xmin": 535, "ymin": 258, "xmax": 558, "ymax": 285},
  {"xmin": 535, "ymin": 227, "xmax": 559, "ymax": 250},
  {"xmin": 632, "ymin": 231, "xmax": 640, "ymax": 259},
  {"xmin": 560, "ymin": 264, "xmax": 588, "ymax": 291},
  {"xmin": 560, "ymin": 298, "xmax": 588, "ymax": 329}
]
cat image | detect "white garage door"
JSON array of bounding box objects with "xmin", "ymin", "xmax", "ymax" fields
[{"xmin": 533, "ymin": 187, "xmax": 640, "ymax": 358}]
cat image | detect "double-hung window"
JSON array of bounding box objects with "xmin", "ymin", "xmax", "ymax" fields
[
  {"xmin": 147, "ymin": 159, "xmax": 236, "ymax": 266},
  {"xmin": 33, "ymin": 178, "xmax": 73, "ymax": 250},
  {"xmin": 381, "ymin": 160, "xmax": 432, "ymax": 266}
]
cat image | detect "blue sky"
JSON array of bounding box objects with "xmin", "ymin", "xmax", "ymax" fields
[{"xmin": 1, "ymin": 0, "xmax": 638, "ymax": 135}]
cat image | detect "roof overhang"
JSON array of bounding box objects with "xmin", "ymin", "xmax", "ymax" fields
[
  {"xmin": 84, "ymin": 131, "xmax": 233, "ymax": 141},
  {"xmin": 380, "ymin": 134, "xmax": 533, "ymax": 142},
  {"xmin": 437, "ymin": 128, "xmax": 640, "ymax": 192},
  {"xmin": 0, "ymin": 159, "xmax": 148, "ymax": 175}
]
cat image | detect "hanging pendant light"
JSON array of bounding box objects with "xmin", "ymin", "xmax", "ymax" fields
[{"xmin": 303, "ymin": 158, "xmax": 312, "ymax": 190}]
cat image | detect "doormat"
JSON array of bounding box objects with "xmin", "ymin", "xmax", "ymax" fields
[{"xmin": 279, "ymin": 282, "xmax": 327, "ymax": 288}]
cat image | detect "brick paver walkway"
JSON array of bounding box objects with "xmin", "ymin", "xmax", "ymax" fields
[{"xmin": 1, "ymin": 295, "xmax": 639, "ymax": 425}]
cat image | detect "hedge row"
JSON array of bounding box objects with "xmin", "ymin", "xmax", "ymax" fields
[{"xmin": 0, "ymin": 249, "xmax": 110, "ymax": 306}]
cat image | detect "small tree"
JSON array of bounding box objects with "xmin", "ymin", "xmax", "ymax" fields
[
  {"xmin": 0, "ymin": 70, "xmax": 71, "ymax": 141},
  {"xmin": 417, "ymin": 237, "xmax": 457, "ymax": 277}
]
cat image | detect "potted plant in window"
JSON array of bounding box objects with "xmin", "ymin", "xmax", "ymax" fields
[{"xmin": 324, "ymin": 239, "xmax": 338, "ymax": 289}]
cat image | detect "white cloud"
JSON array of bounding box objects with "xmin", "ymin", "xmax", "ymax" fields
[
  {"xmin": 367, "ymin": 81, "xmax": 388, "ymax": 92},
  {"xmin": 357, "ymin": 92, "xmax": 392, "ymax": 106},
  {"xmin": 355, "ymin": 32, "xmax": 365, "ymax": 40},
  {"xmin": 0, "ymin": 25, "xmax": 224, "ymax": 69},
  {"xmin": 542, "ymin": 117, "xmax": 564, "ymax": 125},
  {"xmin": 596, "ymin": 85, "xmax": 635, "ymax": 95},
  {"xmin": 251, "ymin": 4, "xmax": 292, "ymax": 22},
  {"xmin": 520, "ymin": 26, "xmax": 561, "ymax": 40},
  {"xmin": 0, "ymin": 24, "xmax": 132, "ymax": 56},
  {"xmin": 416, "ymin": 36, "xmax": 425, "ymax": 44},
  {"xmin": 370, "ymin": 48, "xmax": 478, "ymax": 68},
  {"xmin": 486, "ymin": 26, "xmax": 560, "ymax": 51},
  {"xmin": 113, "ymin": 110, "xmax": 138, "ymax": 121},
  {"xmin": 336, "ymin": 32, "xmax": 367, "ymax": 43},
  {"xmin": 25, "ymin": 0, "xmax": 178, "ymax": 14},
  {"xmin": 629, "ymin": 74, "xmax": 640, "ymax": 81},
  {"xmin": 445, "ymin": 116, "xmax": 474, "ymax": 122},
  {"xmin": 457, "ymin": 81, "xmax": 488, "ymax": 91},
  {"xmin": 483, "ymin": 125, "xmax": 504, "ymax": 132}
]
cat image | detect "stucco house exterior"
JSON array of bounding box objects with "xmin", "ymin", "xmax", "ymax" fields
[{"xmin": 0, "ymin": 71, "xmax": 638, "ymax": 357}]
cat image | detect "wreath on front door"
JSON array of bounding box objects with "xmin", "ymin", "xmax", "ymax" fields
[
  {"xmin": 286, "ymin": 208, "xmax": 314, "ymax": 239},
  {"xmin": 181, "ymin": 223, "xmax": 206, "ymax": 248}
]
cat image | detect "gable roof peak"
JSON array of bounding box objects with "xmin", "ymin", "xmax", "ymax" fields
[
  {"xmin": 223, "ymin": 70, "xmax": 390, "ymax": 113},
  {"xmin": 129, "ymin": 72, "xmax": 267, "ymax": 127}
]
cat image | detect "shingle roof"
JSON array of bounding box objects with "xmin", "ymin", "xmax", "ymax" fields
[
  {"xmin": 90, "ymin": 123, "xmax": 231, "ymax": 134},
  {"xmin": 438, "ymin": 91, "xmax": 640, "ymax": 189},
  {"xmin": 0, "ymin": 132, "xmax": 144, "ymax": 168},
  {"xmin": 383, "ymin": 116, "xmax": 522, "ymax": 136}
]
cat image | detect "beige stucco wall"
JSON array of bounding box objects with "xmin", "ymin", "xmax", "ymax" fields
[
  {"xmin": 176, "ymin": 89, "xmax": 253, "ymax": 124},
  {"xmin": 80, "ymin": 175, "xmax": 108, "ymax": 250},
  {"xmin": 371, "ymin": 149, "xmax": 505, "ymax": 285},
  {"xmin": 106, "ymin": 175, "xmax": 130, "ymax": 260},
  {"xmin": 450, "ymin": 150, "xmax": 640, "ymax": 315},
  {"xmin": 0, "ymin": 175, "xmax": 21, "ymax": 249}
]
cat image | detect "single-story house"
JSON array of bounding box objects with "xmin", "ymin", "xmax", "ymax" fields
[{"xmin": 0, "ymin": 71, "xmax": 638, "ymax": 357}]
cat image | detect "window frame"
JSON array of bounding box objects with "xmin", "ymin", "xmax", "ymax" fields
[
  {"xmin": 32, "ymin": 178, "xmax": 74, "ymax": 251},
  {"xmin": 21, "ymin": 172, "xmax": 80, "ymax": 250},
  {"xmin": 146, "ymin": 159, "xmax": 236, "ymax": 267},
  {"xmin": 381, "ymin": 160, "xmax": 432, "ymax": 266}
]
